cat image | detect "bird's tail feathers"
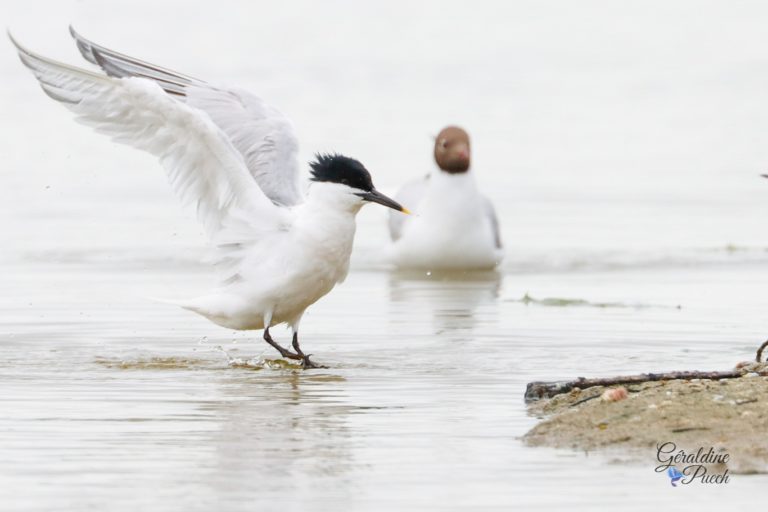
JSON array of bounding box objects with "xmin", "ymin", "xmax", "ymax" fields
[
  {"xmin": 146, "ymin": 295, "xmax": 191, "ymax": 308},
  {"xmin": 147, "ymin": 296, "xmax": 215, "ymax": 320}
]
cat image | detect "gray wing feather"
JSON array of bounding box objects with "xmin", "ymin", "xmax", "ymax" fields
[
  {"xmin": 184, "ymin": 86, "xmax": 302, "ymax": 207},
  {"xmin": 70, "ymin": 25, "xmax": 202, "ymax": 96},
  {"xmin": 483, "ymin": 196, "xmax": 502, "ymax": 249},
  {"xmin": 9, "ymin": 31, "xmax": 281, "ymax": 241},
  {"xmin": 69, "ymin": 26, "xmax": 302, "ymax": 206}
]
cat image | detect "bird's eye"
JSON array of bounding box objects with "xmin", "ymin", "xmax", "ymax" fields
[{"xmin": 440, "ymin": 139, "xmax": 448, "ymax": 149}]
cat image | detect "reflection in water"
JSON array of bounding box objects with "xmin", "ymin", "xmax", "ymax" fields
[
  {"xmin": 202, "ymin": 371, "xmax": 356, "ymax": 485},
  {"xmin": 388, "ymin": 270, "xmax": 502, "ymax": 336}
]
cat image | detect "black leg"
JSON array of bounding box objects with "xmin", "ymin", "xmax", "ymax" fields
[
  {"xmin": 292, "ymin": 332, "xmax": 324, "ymax": 369},
  {"xmin": 263, "ymin": 327, "xmax": 302, "ymax": 361}
]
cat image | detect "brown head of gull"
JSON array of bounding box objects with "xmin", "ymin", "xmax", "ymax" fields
[
  {"xmin": 387, "ymin": 125, "xmax": 503, "ymax": 270},
  {"xmin": 434, "ymin": 126, "xmax": 471, "ymax": 174}
]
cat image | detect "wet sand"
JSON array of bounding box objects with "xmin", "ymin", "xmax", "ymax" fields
[{"xmin": 525, "ymin": 374, "xmax": 768, "ymax": 474}]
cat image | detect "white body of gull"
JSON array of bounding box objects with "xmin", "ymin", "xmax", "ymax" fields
[
  {"xmin": 11, "ymin": 28, "xmax": 408, "ymax": 368},
  {"xmin": 388, "ymin": 126, "xmax": 502, "ymax": 270}
]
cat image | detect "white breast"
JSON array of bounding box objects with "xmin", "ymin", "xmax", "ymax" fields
[
  {"xmin": 243, "ymin": 189, "xmax": 359, "ymax": 325},
  {"xmin": 390, "ymin": 172, "xmax": 502, "ymax": 270}
]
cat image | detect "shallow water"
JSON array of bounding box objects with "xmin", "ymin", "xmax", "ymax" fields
[
  {"xmin": 2, "ymin": 261, "xmax": 768, "ymax": 510},
  {"xmin": 3, "ymin": 0, "xmax": 768, "ymax": 510}
]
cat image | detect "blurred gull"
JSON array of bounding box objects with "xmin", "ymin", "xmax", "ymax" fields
[
  {"xmin": 388, "ymin": 126, "xmax": 503, "ymax": 270},
  {"xmin": 10, "ymin": 27, "xmax": 408, "ymax": 368}
]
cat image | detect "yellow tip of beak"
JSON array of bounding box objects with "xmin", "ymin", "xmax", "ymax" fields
[{"xmin": 401, "ymin": 207, "xmax": 411, "ymax": 215}]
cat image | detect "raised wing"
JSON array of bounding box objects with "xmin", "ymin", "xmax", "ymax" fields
[
  {"xmin": 10, "ymin": 33, "xmax": 290, "ymax": 283},
  {"xmin": 388, "ymin": 174, "xmax": 429, "ymax": 241},
  {"xmin": 70, "ymin": 26, "xmax": 303, "ymax": 206}
]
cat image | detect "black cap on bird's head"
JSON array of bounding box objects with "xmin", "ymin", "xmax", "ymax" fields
[
  {"xmin": 309, "ymin": 153, "xmax": 409, "ymax": 213},
  {"xmin": 310, "ymin": 153, "xmax": 374, "ymax": 190}
]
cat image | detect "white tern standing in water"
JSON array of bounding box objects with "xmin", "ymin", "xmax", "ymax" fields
[
  {"xmin": 388, "ymin": 126, "xmax": 502, "ymax": 270},
  {"xmin": 10, "ymin": 28, "xmax": 409, "ymax": 368}
]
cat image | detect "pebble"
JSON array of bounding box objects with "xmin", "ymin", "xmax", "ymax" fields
[{"xmin": 601, "ymin": 387, "xmax": 628, "ymax": 402}]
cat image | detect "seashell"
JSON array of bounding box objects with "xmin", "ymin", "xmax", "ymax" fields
[{"xmin": 601, "ymin": 387, "xmax": 628, "ymax": 402}]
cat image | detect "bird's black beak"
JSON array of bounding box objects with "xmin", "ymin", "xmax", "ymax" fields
[{"xmin": 357, "ymin": 189, "xmax": 410, "ymax": 214}]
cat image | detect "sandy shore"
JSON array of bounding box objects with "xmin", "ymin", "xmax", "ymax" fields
[{"xmin": 524, "ymin": 373, "xmax": 768, "ymax": 474}]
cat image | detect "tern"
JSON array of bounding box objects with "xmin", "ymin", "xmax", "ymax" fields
[
  {"xmin": 388, "ymin": 126, "xmax": 502, "ymax": 270},
  {"xmin": 10, "ymin": 28, "xmax": 408, "ymax": 368}
]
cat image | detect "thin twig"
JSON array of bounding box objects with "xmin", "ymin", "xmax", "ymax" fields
[
  {"xmin": 569, "ymin": 393, "xmax": 602, "ymax": 407},
  {"xmin": 524, "ymin": 369, "xmax": 752, "ymax": 402},
  {"xmin": 756, "ymin": 340, "xmax": 768, "ymax": 363},
  {"xmin": 525, "ymin": 341, "xmax": 768, "ymax": 403}
]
